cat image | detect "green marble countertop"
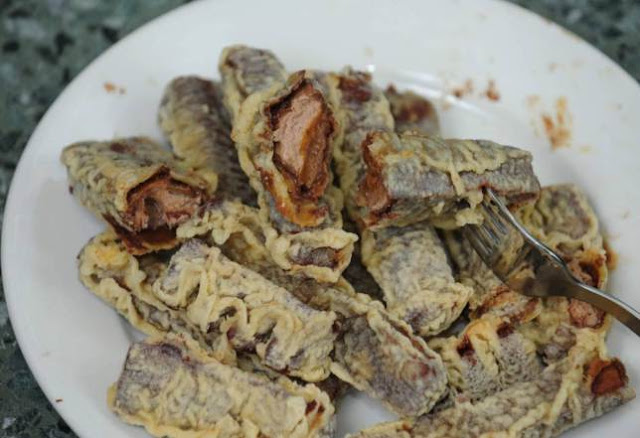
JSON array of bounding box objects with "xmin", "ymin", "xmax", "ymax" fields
[{"xmin": 1, "ymin": 0, "xmax": 638, "ymax": 436}]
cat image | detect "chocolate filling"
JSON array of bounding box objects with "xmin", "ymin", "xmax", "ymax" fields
[
  {"xmin": 104, "ymin": 215, "xmax": 177, "ymax": 255},
  {"xmin": 588, "ymin": 358, "xmax": 627, "ymax": 395},
  {"xmin": 291, "ymin": 247, "xmax": 339, "ymax": 269},
  {"xmin": 356, "ymin": 133, "xmax": 394, "ymax": 218},
  {"xmin": 386, "ymin": 85, "xmax": 437, "ymax": 125},
  {"xmin": 270, "ymin": 80, "xmax": 334, "ymax": 202},
  {"xmin": 125, "ymin": 168, "xmax": 203, "ymax": 231},
  {"xmin": 338, "ymin": 72, "xmax": 373, "ymax": 103}
]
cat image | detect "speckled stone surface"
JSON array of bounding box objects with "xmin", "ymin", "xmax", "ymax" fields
[{"xmin": 0, "ymin": 0, "xmax": 638, "ymax": 436}]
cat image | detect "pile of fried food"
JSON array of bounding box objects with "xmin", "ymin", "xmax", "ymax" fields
[{"xmin": 61, "ymin": 45, "xmax": 634, "ymax": 437}]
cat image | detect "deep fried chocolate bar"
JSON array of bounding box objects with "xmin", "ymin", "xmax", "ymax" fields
[
  {"xmin": 361, "ymin": 224, "xmax": 472, "ymax": 336},
  {"xmin": 110, "ymin": 336, "xmax": 335, "ymax": 438},
  {"xmin": 219, "ymin": 45, "xmax": 346, "ymax": 231},
  {"xmin": 62, "ymin": 137, "xmax": 213, "ymax": 254},
  {"xmin": 349, "ymin": 347, "xmax": 633, "ymax": 438},
  {"xmin": 356, "ymin": 131, "xmax": 541, "ymax": 229}
]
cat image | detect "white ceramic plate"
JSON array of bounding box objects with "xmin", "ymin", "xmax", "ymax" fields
[{"xmin": 4, "ymin": 0, "xmax": 640, "ymax": 436}]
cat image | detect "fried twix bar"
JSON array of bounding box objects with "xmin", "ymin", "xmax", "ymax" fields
[
  {"xmin": 78, "ymin": 232, "xmax": 236, "ymax": 364},
  {"xmin": 110, "ymin": 336, "xmax": 335, "ymax": 438},
  {"xmin": 348, "ymin": 348, "xmax": 634, "ymax": 438},
  {"xmin": 159, "ymin": 75, "xmax": 356, "ymax": 283},
  {"xmin": 178, "ymin": 200, "xmax": 449, "ymax": 417},
  {"xmin": 385, "ymin": 85, "xmax": 440, "ymax": 135},
  {"xmin": 361, "ymin": 224, "xmax": 472, "ymax": 336},
  {"xmin": 61, "ymin": 137, "xmax": 213, "ymax": 254},
  {"xmin": 219, "ymin": 45, "xmax": 347, "ymax": 232},
  {"xmin": 356, "ymin": 131, "xmax": 541, "ymax": 229},
  {"xmin": 79, "ymin": 230, "xmax": 337, "ymax": 382},
  {"xmin": 158, "ymin": 76, "xmax": 255, "ymax": 205},
  {"xmin": 324, "ymin": 69, "xmax": 395, "ymax": 224}
]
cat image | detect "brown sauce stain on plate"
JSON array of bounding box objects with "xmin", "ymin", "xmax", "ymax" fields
[
  {"xmin": 103, "ymin": 82, "xmax": 126, "ymax": 94},
  {"xmin": 603, "ymin": 239, "xmax": 619, "ymax": 270},
  {"xmin": 484, "ymin": 79, "xmax": 500, "ymax": 101},
  {"xmin": 452, "ymin": 79, "xmax": 474, "ymax": 99},
  {"xmin": 542, "ymin": 97, "xmax": 572, "ymax": 149}
]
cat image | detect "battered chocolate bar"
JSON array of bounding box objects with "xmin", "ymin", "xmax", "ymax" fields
[
  {"xmin": 160, "ymin": 73, "xmax": 356, "ymax": 283},
  {"xmin": 356, "ymin": 131, "xmax": 540, "ymax": 229},
  {"xmin": 219, "ymin": 45, "xmax": 345, "ymax": 231},
  {"xmin": 110, "ymin": 336, "xmax": 335, "ymax": 438},
  {"xmin": 361, "ymin": 224, "xmax": 472, "ymax": 336},
  {"xmin": 61, "ymin": 137, "xmax": 213, "ymax": 254},
  {"xmin": 348, "ymin": 346, "xmax": 633, "ymax": 438},
  {"xmin": 78, "ymin": 231, "xmax": 236, "ymax": 364}
]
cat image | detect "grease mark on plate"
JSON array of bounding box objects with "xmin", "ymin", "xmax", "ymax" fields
[
  {"xmin": 103, "ymin": 82, "xmax": 126, "ymax": 95},
  {"xmin": 541, "ymin": 97, "xmax": 572, "ymax": 149},
  {"xmin": 484, "ymin": 79, "xmax": 500, "ymax": 101},
  {"xmin": 449, "ymin": 78, "xmax": 500, "ymax": 102}
]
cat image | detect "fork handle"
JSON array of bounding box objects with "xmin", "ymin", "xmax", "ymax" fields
[{"xmin": 564, "ymin": 278, "xmax": 640, "ymax": 336}]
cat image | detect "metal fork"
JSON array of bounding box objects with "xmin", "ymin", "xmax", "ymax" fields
[{"xmin": 464, "ymin": 188, "xmax": 640, "ymax": 335}]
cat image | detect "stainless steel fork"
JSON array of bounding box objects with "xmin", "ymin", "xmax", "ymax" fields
[{"xmin": 464, "ymin": 188, "xmax": 640, "ymax": 335}]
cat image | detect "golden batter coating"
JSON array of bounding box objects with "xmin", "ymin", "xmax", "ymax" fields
[
  {"xmin": 361, "ymin": 224, "xmax": 472, "ymax": 336},
  {"xmin": 153, "ymin": 239, "xmax": 338, "ymax": 382},
  {"xmin": 110, "ymin": 336, "xmax": 335, "ymax": 438},
  {"xmin": 78, "ymin": 232, "xmax": 236, "ymax": 364},
  {"xmin": 61, "ymin": 137, "xmax": 214, "ymax": 254},
  {"xmin": 178, "ymin": 199, "xmax": 449, "ymax": 417}
]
